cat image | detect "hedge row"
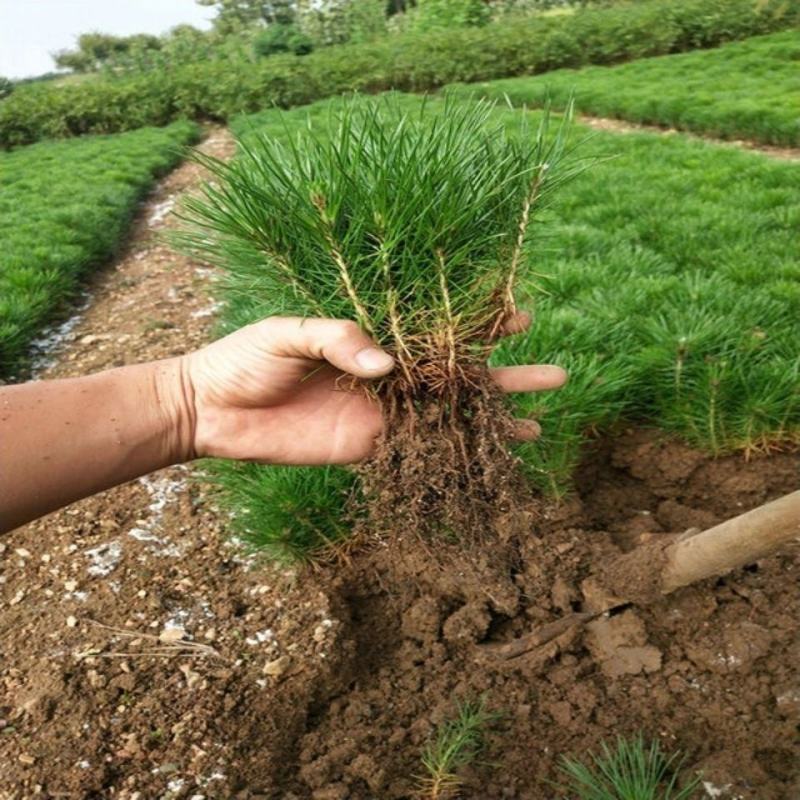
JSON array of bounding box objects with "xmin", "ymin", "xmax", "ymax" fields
[{"xmin": 2, "ymin": 0, "xmax": 798, "ymax": 148}]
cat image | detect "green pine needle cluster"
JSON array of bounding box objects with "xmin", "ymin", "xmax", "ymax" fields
[
  {"xmin": 179, "ymin": 95, "xmax": 579, "ymax": 389},
  {"xmin": 201, "ymin": 461, "xmax": 358, "ymax": 565},
  {"xmin": 418, "ymin": 697, "xmax": 496, "ymax": 799},
  {"xmin": 177, "ymin": 95, "xmax": 585, "ymax": 555},
  {"xmin": 560, "ymin": 735, "xmax": 701, "ymax": 800}
]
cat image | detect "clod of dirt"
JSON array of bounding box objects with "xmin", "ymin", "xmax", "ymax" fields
[
  {"xmin": 592, "ymin": 533, "xmax": 676, "ymax": 607},
  {"xmin": 685, "ymin": 622, "xmax": 774, "ymax": 674},
  {"xmin": 442, "ymin": 602, "xmax": 492, "ymax": 646},
  {"xmin": 585, "ymin": 610, "xmax": 663, "ymax": 678},
  {"xmin": 358, "ymin": 370, "xmax": 523, "ymax": 552}
]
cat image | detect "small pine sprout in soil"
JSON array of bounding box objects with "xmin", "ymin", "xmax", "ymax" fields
[
  {"xmin": 418, "ymin": 697, "xmax": 497, "ymax": 800},
  {"xmin": 559, "ymin": 735, "xmax": 702, "ymax": 800},
  {"xmin": 178, "ymin": 95, "xmax": 580, "ymax": 546}
]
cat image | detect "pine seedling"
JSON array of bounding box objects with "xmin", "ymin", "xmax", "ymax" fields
[
  {"xmin": 202, "ymin": 460, "xmax": 358, "ymax": 564},
  {"xmin": 559, "ymin": 735, "xmax": 701, "ymax": 800},
  {"xmin": 178, "ymin": 94, "xmax": 581, "ymax": 538},
  {"xmin": 418, "ymin": 697, "xmax": 496, "ymax": 800}
]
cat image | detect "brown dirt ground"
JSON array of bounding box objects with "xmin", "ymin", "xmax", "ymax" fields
[
  {"xmin": 579, "ymin": 115, "xmax": 800, "ymax": 161},
  {"xmin": 1, "ymin": 128, "xmax": 799, "ymax": 800}
]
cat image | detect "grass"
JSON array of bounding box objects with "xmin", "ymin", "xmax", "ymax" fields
[
  {"xmin": 560, "ymin": 736, "xmax": 701, "ymax": 799},
  {"xmin": 0, "ymin": 121, "xmax": 199, "ymax": 376},
  {"xmin": 418, "ymin": 697, "xmax": 496, "ymax": 799},
  {"xmin": 204, "ymin": 91, "xmax": 799, "ymax": 559},
  {"xmin": 446, "ymin": 31, "xmax": 800, "ymax": 147}
]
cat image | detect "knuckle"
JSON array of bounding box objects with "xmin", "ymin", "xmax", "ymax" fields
[{"xmin": 331, "ymin": 319, "xmax": 362, "ymax": 344}]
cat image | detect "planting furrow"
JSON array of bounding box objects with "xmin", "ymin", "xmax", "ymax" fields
[{"xmin": 579, "ymin": 114, "xmax": 800, "ymax": 162}]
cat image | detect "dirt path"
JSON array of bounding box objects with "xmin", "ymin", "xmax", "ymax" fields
[
  {"xmin": 580, "ymin": 115, "xmax": 800, "ymax": 161},
  {"xmin": 0, "ymin": 128, "xmax": 334, "ymax": 799}
]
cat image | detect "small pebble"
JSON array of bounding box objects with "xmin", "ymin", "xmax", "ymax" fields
[
  {"xmin": 263, "ymin": 655, "xmax": 290, "ymax": 677},
  {"xmin": 159, "ymin": 626, "xmax": 185, "ymax": 643}
]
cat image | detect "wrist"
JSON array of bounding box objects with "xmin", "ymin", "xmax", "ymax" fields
[{"xmin": 148, "ymin": 356, "xmax": 197, "ymax": 465}]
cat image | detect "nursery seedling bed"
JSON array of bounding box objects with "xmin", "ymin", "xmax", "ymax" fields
[
  {"xmin": 1, "ymin": 430, "xmax": 798, "ymax": 798},
  {"xmin": 0, "ymin": 120, "xmax": 200, "ymax": 377},
  {"xmin": 2, "ymin": 101, "xmax": 798, "ymax": 799},
  {"xmin": 447, "ymin": 31, "xmax": 800, "ymax": 149}
]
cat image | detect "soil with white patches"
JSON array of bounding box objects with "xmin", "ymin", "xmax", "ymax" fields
[{"xmin": 1, "ymin": 128, "xmax": 799, "ymax": 800}]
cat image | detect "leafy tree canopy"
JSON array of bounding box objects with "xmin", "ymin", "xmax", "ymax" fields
[
  {"xmin": 53, "ymin": 31, "xmax": 162, "ymax": 72},
  {"xmin": 196, "ymin": 0, "xmax": 296, "ymax": 32}
]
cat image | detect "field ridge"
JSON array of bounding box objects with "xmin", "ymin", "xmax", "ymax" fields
[{"xmin": 579, "ymin": 114, "xmax": 800, "ymax": 161}]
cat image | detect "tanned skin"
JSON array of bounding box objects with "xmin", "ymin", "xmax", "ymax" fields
[{"xmin": 0, "ymin": 314, "xmax": 566, "ymax": 534}]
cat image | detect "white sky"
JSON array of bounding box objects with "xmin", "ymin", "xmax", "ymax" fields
[{"xmin": 0, "ymin": 0, "xmax": 215, "ymax": 79}]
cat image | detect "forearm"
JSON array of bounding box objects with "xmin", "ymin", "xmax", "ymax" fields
[{"xmin": 0, "ymin": 359, "xmax": 193, "ymax": 534}]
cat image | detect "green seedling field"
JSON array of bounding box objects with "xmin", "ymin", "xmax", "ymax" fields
[
  {"xmin": 447, "ymin": 31, "xmax": 800, "ymax": 147},
  {"xmin": 0, "ymin": 121, "xmax": 199, "ymax": 375}
]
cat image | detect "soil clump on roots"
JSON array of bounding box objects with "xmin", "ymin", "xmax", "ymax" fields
[{"xmin": 358, "ymin": 364, "xmax": 525, "ymax": 554}]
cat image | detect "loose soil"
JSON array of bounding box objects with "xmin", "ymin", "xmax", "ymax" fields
[{"xmin": 1, "ymin": 128, "xmax": 798, "ymax": 800}]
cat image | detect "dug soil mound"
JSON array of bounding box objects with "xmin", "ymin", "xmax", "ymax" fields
[{"xmin": 2, "ymin": 430, "xmax": 798, "ymax": 799}]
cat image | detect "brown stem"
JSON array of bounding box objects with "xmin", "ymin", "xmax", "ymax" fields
[
  {"xmin": 311, "ymin": 193, "xmax": 374, "ymax": 335},
  {"xmin": 493, "ymin": 165, "xmax": 547, "ymax": 335}
]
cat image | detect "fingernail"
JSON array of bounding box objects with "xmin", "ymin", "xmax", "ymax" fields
[{"xmin": 355, "ymin": 347, "xmax": 394, "ymax": 373}]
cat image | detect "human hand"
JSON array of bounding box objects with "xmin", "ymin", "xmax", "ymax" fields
[{"xmin": 175, "ymin": 316, "xmax": 567, "ymax": 465}]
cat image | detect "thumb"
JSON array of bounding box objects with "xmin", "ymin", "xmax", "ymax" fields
[{"xmin": 256, "ymin": 317, "xmax": 395, "ymax": 378}]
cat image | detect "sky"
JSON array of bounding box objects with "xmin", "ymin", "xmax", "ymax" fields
[{"xmin": 0, "ymin": 0, "xmax": 215, "ymax": 79}]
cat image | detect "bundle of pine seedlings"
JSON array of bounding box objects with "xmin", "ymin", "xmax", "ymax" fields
[{"xmin": 179, "ymin": 95, "xmax": 578, "ymax": 550}]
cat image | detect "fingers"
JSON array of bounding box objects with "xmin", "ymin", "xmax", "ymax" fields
[
  {"xmin": 500, "ymin": 310, "xmax": 531, "ymax": 336},
  {"xmin": 513, "ymin": 418, "xmax": 542, "ymax": 442},
  {"xmin": 253, "ymin": 317, "xmax": 395, "ymax": 378},
  {"xmin": 491, "ymin": 364, "xmax": 568, "ymax": 393},
  {"xmin": 246, "ymin": 317, "xmax": 564, "ymax": 391}
]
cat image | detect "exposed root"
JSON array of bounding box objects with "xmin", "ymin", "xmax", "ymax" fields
[
  {"xmin": 357, "ymin": 361, "xmax": 525, "ymax": 549},
  {"xmin": 416, "ymin": 773, "xmax": 463, "ymax": 800}
]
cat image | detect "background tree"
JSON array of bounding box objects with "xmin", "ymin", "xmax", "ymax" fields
[
  {"xmin": 253, "ymin": 23, "xmax": 314, "ymax": 55},
  {"xmin": 295, "ymin": 0, "xmax": 387, "ymax": 46},
  {"xmin": 53, "ymin": 31, "xmax": 162, "ymax": 73},
  {"xmin": 411, "ymin": 0, "xmax": 491, "ymax": 30},
  {"xmin": 196, "ymin": 0, "xmax": 296, "ymax": 33},
  {"xmin": 0, "ymin": 77, "xmax": 13, "ymax": 100}
]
